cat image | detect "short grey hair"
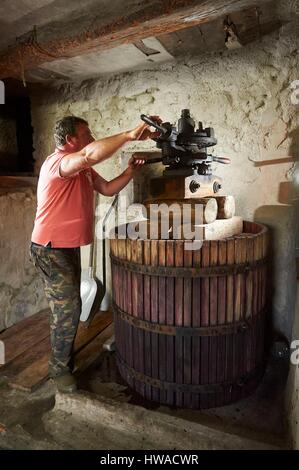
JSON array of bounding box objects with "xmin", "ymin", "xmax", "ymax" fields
[{"xmin": 54, "ymin": 116, "xmax": 88, "ymax": 146}]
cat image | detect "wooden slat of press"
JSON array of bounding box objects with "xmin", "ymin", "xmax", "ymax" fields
[
  {"xmin": 257, "ymin": 233, "xmax": 264, "ymax": 367},
  {"xmin": 131, "ymin": 239, "xmax": 139, "ymax": 393},
  {"xmin": 112, "ymin": 240, "xmax": 122, "ymax": 363},
  {"xmin": 191, "ymin": 245, "xmax": 201, "ymax": 409},
  {"xmin": 158, "ymin": 240, "xmax": 167, "ymax": 404},
  {"xmin": 253, "ymin": 235, "xmax": 259, "ymax": 317},
  {"xmin": 234, "ymin": 236, "xmax": 242, "ymax": 323},
  {"xmin": 175, "ymin": 240, "xmax": 184, "ymax": 407},
  {"xmin": 208, "ymin": 240, "xmax": 218, "ymax": 408},
  {"xmin": 118, "ymin": 239, "xmax": 129, "ymax": 385},
  {"xmin": 150, "ymin": 240, "xmax": 159, "ymax": 403},
  {"xmin": 240, "ymin": 236, "xmax": 248, "ymax": 385},
  {"xmin": 166, "ymin": 241, "xmax": 175, "ymax": 406},
  {"xmin": 216, "ymin": 239, "xmax": 227, "ymax": 407},
  {"xmin": 251, "ymin": 235, "xmax": 259, "ymax": 372},
  {"xmin": 233, "ymin": 237, "xmax": 242, "ymax": 403},
  {"xmin": 245, "ymin": 236, "xmax": 254, "ymax": 375},
  {"xmin": 234, "ymin": 236, "xmax": 247, "ymax": 402},
  {"xmin": 200, "ymin": 241, "xmax": 210, "ymax": 408},
  {"xmin": 143, "ymin": 239, "xmax": 152, "ymax": 402},
  {"xmin": 126, "ymin": 239, "xmax": 134, "ymax": 389},
  {"xmin": 225, "ymin": 238, "xmax": 235, "ymax": 404},
  {"xmin": 261, "ymin": 230, "xmax": 268, "ymax": 310},
  {"xmin": 183, "ymin": 243, "xmax": 192, "ymax": 408},
  {"xmin": 0, "ymin": 310, "xmax": 50, "ymax": 367},
  {"xmin": 112, "ymin": 239, "xmax": 119, "ymax": 308},
  {"xmin": 137, "ymin": 240, "xmax": 145, "ymax": 397},
  {"xmin": 8, "ymin": 310, "xmax": 113, "ymax": 392},
  {"xmin": 245, "ymin": 236, "xmax": 254, "ymax": 320}
]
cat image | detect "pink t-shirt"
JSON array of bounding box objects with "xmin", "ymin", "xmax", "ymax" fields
[{"xmin": 31, "ymin": 149, "xmax": 99, "ymax": 248}]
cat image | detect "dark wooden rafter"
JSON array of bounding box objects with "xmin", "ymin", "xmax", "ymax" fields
[{"xmin": 0, "ymin": 0, "xmax": 269, "ymax": 79}]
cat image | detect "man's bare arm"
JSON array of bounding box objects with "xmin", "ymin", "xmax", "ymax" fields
[
  {"xmin": 60, "ymin": 120, "xmax": 160, "ymax": 177},
  {"xmin": 93, "ymin": 158, "xmax": 144, "ymax": 196}
]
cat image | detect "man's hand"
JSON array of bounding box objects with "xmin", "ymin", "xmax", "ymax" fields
[
  {"xmin": 128, "ymin": 116, "xmax": 163, "ymax": 141},
  {"xmin": 127, "ymin": 156, "xmax": 145, "ymax": 173}
]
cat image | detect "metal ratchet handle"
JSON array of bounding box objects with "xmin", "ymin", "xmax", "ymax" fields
[
  {"xmin": 144, "ymin": 157, "xmax": 163, "ymax": 164},
  {"xmin": 140, "ymin": 114, "xmax": 168, "ymax": 134}
]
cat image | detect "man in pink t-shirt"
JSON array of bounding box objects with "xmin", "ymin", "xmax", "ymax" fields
[{"xmin": 30, "ymin": 115, "xmax": 161, "ymax": 393}]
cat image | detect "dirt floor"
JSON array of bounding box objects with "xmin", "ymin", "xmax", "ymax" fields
[{"xmin": 0, "ymin": 350, "xmax": 290, "ymax": 450}]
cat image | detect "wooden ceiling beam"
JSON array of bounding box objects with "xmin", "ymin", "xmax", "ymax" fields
[{"xmin": 0, "ymin": 0, "xmax": 270, "ymax": 79}]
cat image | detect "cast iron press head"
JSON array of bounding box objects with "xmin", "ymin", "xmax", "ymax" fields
[{"xmin": 140, "ymin": 109, "xmax": 231, "ymax": 197}]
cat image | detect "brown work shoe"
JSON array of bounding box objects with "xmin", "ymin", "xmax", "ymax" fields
[{"xmin": 52, "ymin": 372, "xmax": 77, "ymax": 393}]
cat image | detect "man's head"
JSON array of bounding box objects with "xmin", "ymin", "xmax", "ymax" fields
[{"xmin": 54, "ymin": 116, "xmax": 95, "ymax": 152}]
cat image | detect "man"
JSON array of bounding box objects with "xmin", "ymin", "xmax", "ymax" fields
[{"xmin": 30, "ymin": 115, "xmax": 161, "ymax": 393}]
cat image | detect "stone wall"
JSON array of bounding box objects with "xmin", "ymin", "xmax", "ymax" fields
[{"xmin": 0, "ymin": 187, "xmax": 48, "ymax": 332}]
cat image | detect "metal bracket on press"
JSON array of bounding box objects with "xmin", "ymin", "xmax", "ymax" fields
[
  {"xmin": 112, "ymin": 302, "xmax": 264, "ymax": 337},
  {"xmin": 110, "ymin": 254, "xmax": 267, "ymax": 278},
  {"xmin": 116, "ymin": 351, "xmax": 264, "ymax": 394}
]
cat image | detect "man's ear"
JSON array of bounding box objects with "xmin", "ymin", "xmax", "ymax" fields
[{"xmin": 65, "ymin": 134, "xmax": 75, "ymax": 146}]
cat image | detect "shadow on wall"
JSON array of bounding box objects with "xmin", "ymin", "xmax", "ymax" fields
[
  {"xmin": 253, "ymin": 127, "xmax": 298, "ymax": 342},
  {"xmin": 254, "ymin": 204, "xmax": 296, "ymax": 341}
]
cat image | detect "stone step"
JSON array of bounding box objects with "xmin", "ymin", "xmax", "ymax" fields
[{"xmin": 43, "ymin": 390, "xmax": 284, "ymax": 450}]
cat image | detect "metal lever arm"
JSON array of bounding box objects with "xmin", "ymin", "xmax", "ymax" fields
[
  {"xmin": 211, "ymin": 156, "xmax": 231, "ymax": 164},
  {"xmin": 140, "ymin": 114, "xmax": 168, "ymax": 135}
]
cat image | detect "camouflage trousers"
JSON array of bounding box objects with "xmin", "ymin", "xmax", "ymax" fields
[{"xmin": 29, "ymin": 242, "xmax": 81, "ymax": 377}]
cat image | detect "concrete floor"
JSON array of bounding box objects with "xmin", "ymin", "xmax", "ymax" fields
[{"xmin": 0, "ymin": 351, "xmax": 290, "ymax": 450}]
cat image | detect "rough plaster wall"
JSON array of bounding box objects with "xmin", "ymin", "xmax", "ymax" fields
[
  {"xmin": 0, "ymin": 189, "xmax": 48, "ymax": 331},
  {"xmin": 0, "ymin": 117, "xmax": 17, "ymax": 154},
  {"xmin": 31, "ymin": 16, "xmax": 298, "ymax": 339}
]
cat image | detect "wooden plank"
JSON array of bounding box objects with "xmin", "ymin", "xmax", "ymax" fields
[
  {"xmin": 1, "ymin": 337, "xmax": 51, "ymax": 382},
  {"xmin": 7, "ymin": 311, "xmax": 113, "ymax": 392},
  {"xmin": 75, "ymin": 310, "xmax": 113, "ymax": 352},
  {"xmin": 0, "ymin": 310, "xmax": 50, "ymax": 367},
  {"xmin": 0, "ymin": 0, "xmax": 259, "ymax": 79},
  {"xmin": 10, "ymin": 323, "xmax": 116, "ymax": 393},
  {"xmin": 9, "ymin": 355, "xmax": 49, "ymax": 392},
  {"xmin": 74, "ymin": 324, "xmax": 115, "ymax": 373}
]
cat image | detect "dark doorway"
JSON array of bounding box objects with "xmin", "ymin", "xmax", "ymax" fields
[{"xmin": 0, "ymin": 79, "xmax": 34, "ymax": 175}]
